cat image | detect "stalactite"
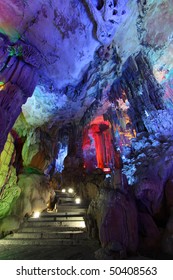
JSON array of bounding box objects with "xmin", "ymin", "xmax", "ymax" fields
[{"xmin": 109, "ymin": 52, "xmax": 165, "ymax": 133}]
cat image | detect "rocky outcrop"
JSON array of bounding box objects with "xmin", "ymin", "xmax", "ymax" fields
[
  {"xmin": 123, "ymin": 130, "xmax": 173, "ymax": 212},
  {"xmin": 99, "ymin": 189, "xmax": 138, "ymax": 252},
  {"xmin": 0, "ymin": 132, "xmax": 50, "ymax": 236},
  {"xmin": 0, "ymin": 173, "xmax": 50, "ymax": 236},
  {"xmin": 0, "ymin": 133, "xmax": 21, "ymax": 220},
  {"xmin": 0, "ymin": 34, "xmax": 40, "ymax": 152},
  {"xmin": 110, "ymin": 52, "xmax": 165, "ymax": 133},
  {"xmin": 87, "ymin": 187, "xmax": 138, "ymax": 257},
  {"xmin": 84, "ymin": 0, "xmax": 128, "ymax": 45},
  {"xmin": 13, "ymin": 174, "xmax": 50, "ymax": 218}
]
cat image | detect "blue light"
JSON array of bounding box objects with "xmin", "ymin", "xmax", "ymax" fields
[
  {"xmin": 55, "ymin": 144, "xmax": 68, "ymax": 172},
  {"xmin": 145, "ymin": 110, "xmax": 149, "ymax": 117}
]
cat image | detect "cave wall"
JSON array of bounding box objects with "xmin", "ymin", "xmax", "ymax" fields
[{"xmin": 0, "ymin": 133, "xmax": 20, "ymax": 220}]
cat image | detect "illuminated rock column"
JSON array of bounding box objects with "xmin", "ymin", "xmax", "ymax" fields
[
  {"xmin": 93, "ymin": 132, "xmax": 105, "ymax": 169},
  {"xmin": 90, "ymin": 121, "xmax": 116, "ymax": 171}
]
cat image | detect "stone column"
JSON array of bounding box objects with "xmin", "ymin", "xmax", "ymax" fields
[
  {"xmin": 104, "ymin": 108, "xmax": 123, "ymax": 189},
  {"xmin": 62, "ymin": 123, "xmax": 84, "ymax": 188}
]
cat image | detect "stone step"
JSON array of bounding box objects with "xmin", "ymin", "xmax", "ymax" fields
[
  {"xmin": 0, "ymin": 238, "xmax": 91, "ymax": 246},
  {"xmin": 24, "ymin": 220, "xmax": 85, "ymax": 228},
  {"xmin": 0, "ymin": 204, "xmax": 90, "ymax": 248},
  {"xmin": 59, "ymin": 196, "xmax": 75, "ymax": 200},
  {"xmin": 54, "ymin": 211, "xmax": 86, "ymax": 215},
  {"xmin": 55, "ymin": 191, "xmax": 75, "ymax": 197},
  {"xmin": 28, "ymin": 216, "xmax": 84, "ymax": 222},
  {"xmin": 45, "ymin": 209, "xmax": 86, "ymax": 215},
  {"xmin": 56, "ymin": 205, "xmax": 87, "ymax": 210},
  {"xmin": 40, "ymin": 211, "xmax": 86, "ymax": 215},
  {"xmin": 57, "ymin": 203, "xmax": 88, "ymax": 207},
  {"xmin": 19, "ymin": 226, "xmax": 86, "ymax": 233},
  {"xmin": 5, "ymin": 231, "xmax": 88, "ymax": 240}
]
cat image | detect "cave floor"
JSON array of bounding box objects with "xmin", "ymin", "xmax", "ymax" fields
[{"xmin": 0, "ymin": 240, "xmax": 100, "ymax": 260}]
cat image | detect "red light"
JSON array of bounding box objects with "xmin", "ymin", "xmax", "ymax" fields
[{"xmin": 103, "ymin": 167, "xmax": 111, "ymax": 172}]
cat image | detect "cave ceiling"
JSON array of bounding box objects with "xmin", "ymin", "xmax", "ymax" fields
[{"xmin": 0, "ymin": 0, "xmax": 173, "ymax": 131}]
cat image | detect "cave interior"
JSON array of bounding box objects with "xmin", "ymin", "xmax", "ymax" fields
[{"xmin": 1, "ymin": 0, "xmax": 173, "ymax": 260}]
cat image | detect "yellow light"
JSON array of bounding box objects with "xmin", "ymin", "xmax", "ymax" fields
[
  {"xmin": 0, "ymin": 81, "xmax": 5, "ymax": 91},
  {"xmin": 62, "ymin": 189, "xmax": 66, "ymax": 193},
  {"xmin": 33, "ymin": 211, "xmax": 40, "ymax": 218},
  {"xmin": 68, "ymin": 188, "xmax": 74, "ymax": 194},
  {"xmin": 75, "ymin": 197, "xmax": 81, "ymax": 204}
]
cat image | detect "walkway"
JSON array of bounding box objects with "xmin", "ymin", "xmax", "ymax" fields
[{"xmin": 0, "ymin": 191, "xmax": 100, "ymax": 260}]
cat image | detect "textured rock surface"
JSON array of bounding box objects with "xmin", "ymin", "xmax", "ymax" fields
[
  {"xmin": 99, "ymin": 190, "xmax": 138, "ymax": 252},
  {"xmin": 87, "ymin": 188, "xmax": 138, "ymax": 254},
  {"xmin": 0, "ymin": 34, "xmax": 39, "ymax": 152},
  {"xmin": 0, "ymin": 0, "xmax": 172, "ymax": 132},
  {"xmin": 123, "ymin": 130, "xmax": 173, "ymax": 213},
  {"xmin": 0, "ymin": 134, "xmax": 21, "ymax": 220},
  {"xmin": 13, "ymin": 174, "xmax": 50, "ymax": 218},
  {"xmin": 0, "ymin": 173, "xmax": 50, "ymax": 235},
  {"xmin": 0, "ymin": 133, "xmax": 50, "ymax": 235}
]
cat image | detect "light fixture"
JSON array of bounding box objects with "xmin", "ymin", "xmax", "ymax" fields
[
  {"xmin": 0, "ymin": 81, "xmax": 5, "ymax": 91},
  {"xmin": 75, "ymin": 197, "xmax": 81, "ymax": 204},
  {"xmin": 145, "ymin": 110, "xmax": 149, "ymax": 117},
  {"xmin": 79, "ymin": 221, "xmax": 86, "ymax": 228},
  {"xmin": 62, "ymin": 188, "xmax": 66, "ymax": 193},
  {"xmin": 68, "ymin": 188, "xmax": 74, "ymax": 194},
  {"xmin": 33, "ymin": 211, "xmax": 40, "ymax": 218},
  {"xmin": 103, "ymin": 167, "xmax": 111, "ymax": 172}
]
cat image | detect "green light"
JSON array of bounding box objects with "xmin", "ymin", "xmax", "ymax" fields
[
  {"xmin": 0, "ymin": 81, "xmax": 5, "ymax": 91},
  {"xmin": 0, "ymin": 27, "xmax": 20, "ymax": 43},
  {"xmin": 7, "ymin": 46, "xmax": 23, "ymax": 57}
]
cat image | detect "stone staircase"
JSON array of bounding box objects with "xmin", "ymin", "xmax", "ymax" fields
[{"xmin": 0, "ymin": 192, "xmax": 89, "ymax": 246}]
